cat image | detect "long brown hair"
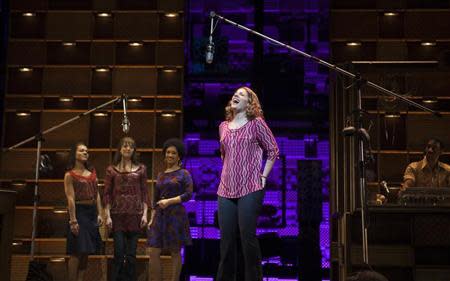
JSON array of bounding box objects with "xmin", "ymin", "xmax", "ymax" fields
[
  {"xmin": 225, "ymin": 87, "xmax": 264, "ymax": 121},
  {"xmin": 112, "ymin": 137, "xmax": 140, "ymax": 165}
]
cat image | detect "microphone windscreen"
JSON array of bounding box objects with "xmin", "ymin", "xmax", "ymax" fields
[{"xmin": 205, "ymin": 44, "xmax": 214, "ymax": 64}]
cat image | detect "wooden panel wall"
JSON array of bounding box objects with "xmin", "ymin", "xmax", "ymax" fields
[{"xmin": 1, "ymin": 0, "xmax": 185, "ymax": 280}]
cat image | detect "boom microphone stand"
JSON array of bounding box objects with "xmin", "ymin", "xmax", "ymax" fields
[{"xmin": 208, "ymin": 11, "xmax": 440, "ymax": 265}]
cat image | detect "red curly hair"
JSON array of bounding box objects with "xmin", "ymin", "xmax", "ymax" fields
[{"xmin": 225, "ymin": 87, "xmax": 264, "ymax": 121}]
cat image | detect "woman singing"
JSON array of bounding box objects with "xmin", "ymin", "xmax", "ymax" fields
[
  {"xmin": 216, "ymin": 87, "xmax": 279, "ymax": 281},
  {"xmin": 65, "ymin": 142, "xmax": 102, "ymax": 281},
  {"xmin": 104, "ymin": 137, "xmax": 149, "ymax": 281},
  {"xmin": 147, "ymin": 138, "xmax": 193, "ymax": 281}
]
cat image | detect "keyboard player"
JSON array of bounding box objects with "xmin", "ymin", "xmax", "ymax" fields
[{"xmin": 402, "ymin": 138, "xmax": 450, "ymax": 190}]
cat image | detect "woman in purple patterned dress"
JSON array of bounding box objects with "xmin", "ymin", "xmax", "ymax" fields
[
  {"xmin": 103, "ymin": 137, "xmax": 149, "ymax": 281},
  {"xmin": 147, "ymin": 138, "xmax": 193, "ymax": 281}
]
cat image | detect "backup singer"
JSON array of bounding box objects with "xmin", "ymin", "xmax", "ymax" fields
[
  {"xmin": 65, "ymin": 142, "xmax": 102, "ymax": 281},
  {"xmin": 104, "ymin": 137, "xmax": 149, "ymax": 281},
  {"xmin": 147, "ymin": 138, "xmax": 193, "ymax": 281}
]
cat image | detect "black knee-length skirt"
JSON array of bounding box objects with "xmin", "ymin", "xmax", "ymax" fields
[{"xmin": 66, "ymin": 204, "xmax": 102, "ymax": 255}]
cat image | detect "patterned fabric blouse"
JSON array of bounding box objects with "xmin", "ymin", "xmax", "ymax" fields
[
  {"xmin": 103, "ymin": 164, "xmax": 149, "ymax": 232},
  {"xmin": 69, "ymin": 169, "xmax": 98, "ymax": 201},
  {"xmin": 218, "ymin": 117, "xmax": 279, "ymax": 198},
  {"xmin": 153, "ymin": 169, "xmax": 193, "ymax": 207}
]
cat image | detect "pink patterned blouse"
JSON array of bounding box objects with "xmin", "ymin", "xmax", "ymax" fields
[{"xmin": 218, "ymin": 117, "xmax": 279, "ymax": 198}]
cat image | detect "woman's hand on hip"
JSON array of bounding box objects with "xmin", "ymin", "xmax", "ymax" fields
[
  {"xmin": 261, "ymin": 176, "xmax": 267, "ymax": 188},
  {"xmin": 157, "ymin": 199, "xmax": 170, "ymax": 209}
]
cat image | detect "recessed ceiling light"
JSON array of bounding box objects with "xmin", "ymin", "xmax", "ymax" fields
[
  {"xmin": 19, "ymin": 67, "xmax": 33, "ymax": 72},
  {"xmin": 165, "ymin": 13, "xmax": 179, "ymax": 18},
  {"xmin": 421, "ymin": 42, "xmax": 436, "ymax": 46},
  {"xmin": 161, "ymin": 112, "xmax": 176, "ymax": 117},
  {"xmin": 16, "ymin": 111, "xmax": 31, "ymax": 117},
  {"xmin": 97, "ymin": 12, "xmax": 111, "ymax": 17},
  {"xmin": 95, "ymin": 67, "xmax": 110, "ymax": 72},
  {"xmin": 384, "ymin": 12, "xmax": 399, "ymax": 16},
  {"xmin": 94, "ymin": 112, "xmax": 108, "ymax": 117},
  {"xmin": 128, "ymin": 42, "xmax": 143, "ymax": 47},
  {"xmin": 59, "ymin": 97, "xmax": 73, "ymax": 102}
]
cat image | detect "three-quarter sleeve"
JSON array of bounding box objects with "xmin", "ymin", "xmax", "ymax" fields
[
  {"xmin": 179, "ymin": 169, "xmax": 193, "ymax": 202},
  {"xmin": 254, "ymin": 117, "xmax": 279, "ymax": 161},
  {"xmin": 103, "ymin": 166, "xmax": 114, "ymax": 206},
  {"xmin": 140, "ymin": 165, "xmax": 149, "ymax": 206}
]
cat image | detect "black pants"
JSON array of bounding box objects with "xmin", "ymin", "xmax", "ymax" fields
[
  {"xmin": 216, "ymin": 190, "xmax": 265, "ymax": 281},
  {"xmin": 111, "ymin": 231, "xmax": 139, "ymax": 281}
]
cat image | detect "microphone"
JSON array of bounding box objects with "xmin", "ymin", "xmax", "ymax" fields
[
  {"xmin": 121, "ymin": 94, "xmax": 130, "ymax": 134},
  {"xmin": 205, "ymin": 12, "xmax": 215, "ymax": 64},
  {"xmin": 358, "ymin": 128, "xmax": 370, "ymax": 143},
  {"xmin": 342, "ymin": 126, "xmax": 356, "ymax": 136},
  {"xmin": 342, "ymin": 126, "xmax": 370, "ymax": 143}
]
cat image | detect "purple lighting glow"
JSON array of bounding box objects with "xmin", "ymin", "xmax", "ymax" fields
[{"xmin": 185, "ymin": 0, "xmax": 330, "ymax": 277}]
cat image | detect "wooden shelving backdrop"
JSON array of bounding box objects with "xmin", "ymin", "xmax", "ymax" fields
[{"xmin": 1, "ymin": 0, "xmax": 185, "ymax": 280}]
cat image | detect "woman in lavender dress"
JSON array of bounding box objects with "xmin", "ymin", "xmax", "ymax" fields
[{"xmin": 147, "ymin": 138, "xmax": 193, "ymax": 281}]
